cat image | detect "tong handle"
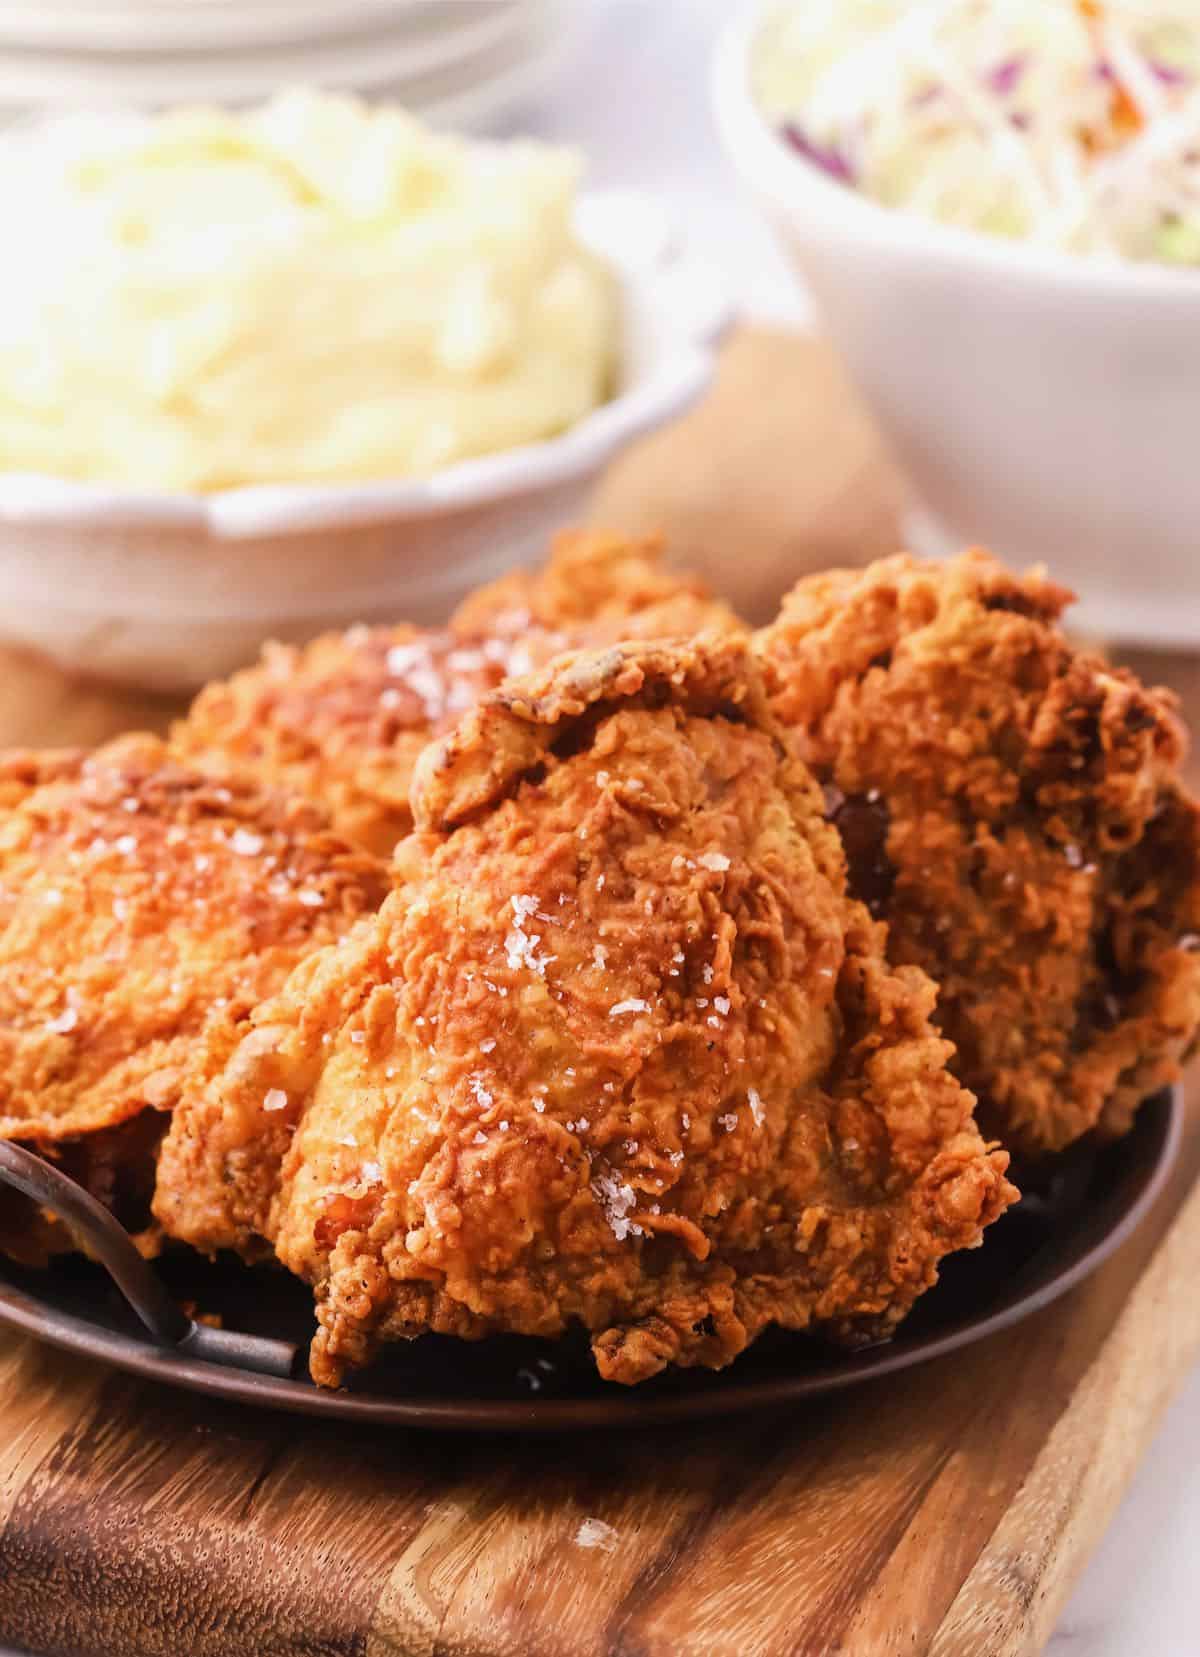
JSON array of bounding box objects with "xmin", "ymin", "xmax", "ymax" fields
[{"xmin": 0, "ymin": 1138, "xmax": 297, "ymax": 1379}]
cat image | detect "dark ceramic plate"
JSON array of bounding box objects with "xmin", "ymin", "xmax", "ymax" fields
[{"xmin": 0, "ymin": 1088, "xmax": 1181, "ymax": 1433}]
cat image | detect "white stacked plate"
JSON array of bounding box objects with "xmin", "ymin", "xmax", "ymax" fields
[{"xmin": 0, "ymin": 0, "xmax": 565, "ymax": 129}]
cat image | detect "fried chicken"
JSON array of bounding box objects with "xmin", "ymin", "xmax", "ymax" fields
[
  {"xmin": 0, "ymin": 735, "xmax": 388, "ymax": 1260},
  {"xmin": 757, "ymin": 550, "xmax": 1200, "ymax": 1157},
  {"xmin": 156, "ymin": 637, "xmax": 1013, "ymax": 1388},
  {"xmin": 170, "ymin": 530, "xmax": 742, "ymax": 857},
  {"xmin": 448, "ymin": 525, "xmax": 742, "ymax": 643}
]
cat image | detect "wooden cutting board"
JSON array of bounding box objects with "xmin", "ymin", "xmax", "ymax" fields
[{"xmin": 1, "ymin": 329, "xmax": 1198, "ymax": 1657}]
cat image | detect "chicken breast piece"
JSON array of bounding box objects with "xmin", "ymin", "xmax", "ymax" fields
[
  {"xmin": 156, "ymin": 637, "xmax": 1013, "ymax": 1387},
  {"xmin": 170, "ymin": 530, "xmax": 742, "ymax": 857},
  {"xmin": 757, "ymin": 550, "xmax": 1200, "ymax": 1157}
]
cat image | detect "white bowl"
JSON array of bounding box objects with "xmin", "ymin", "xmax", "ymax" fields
[
  {"xmin": 0, "ymin": 0, "xmax": 524, "ymax": 54},
  {"xmin": 0, "ymin": 189, "xmax": 729, "ymax": 692},
  {"xmin": 0, "ymin": 1, "xmax": 559, "ymax": 115},
  {"xmin": 714, "ymin": 6, "xmax": 1200, "ymax": 647}
]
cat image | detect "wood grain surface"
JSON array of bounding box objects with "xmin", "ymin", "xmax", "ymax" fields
[{"xmin": 0, "ymin": 329, "xmax": 1197, "ymax": 1657}]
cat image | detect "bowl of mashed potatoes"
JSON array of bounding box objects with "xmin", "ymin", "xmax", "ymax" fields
[{"xmin": 0, "ymin": 91, "xmax": 727, "ymax": 689}]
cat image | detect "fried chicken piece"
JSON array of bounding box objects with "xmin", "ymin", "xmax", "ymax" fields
[
  {"xmin": 448, "ymin": 526, "xmax": 742, "ymax": 643},
  {"xmin": 170, "ymin": 530, "xmax": 742, "ymax": 857},
  {"xmin": 757, "ymin": 550, "xmax": 1200, "ymax": 1157},
  {"xmin": 156, "ymin": 638, "xmax": 1013, "ymax": 1387},
  {"xmin": 0, "ymin": 735, "xmax": 388, "ymax": 1259}
]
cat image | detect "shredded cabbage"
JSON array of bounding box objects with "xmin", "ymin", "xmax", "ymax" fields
[{"xmin": 753, "ymin": 1, "xmax": 1200, "ymax": 266}]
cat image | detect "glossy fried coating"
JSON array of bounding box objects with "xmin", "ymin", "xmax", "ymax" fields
[
  {"xmin": 170, "ymin": 530, "xmax": 742, "ymax": 857},
  {"xmin": 156, "ymin": 638, "xmax": 1013, "ymax": 1388},
  {"xmin": 758, "ymin": 551, "xmax": 1200, "ymax": 1157},
  {"xmin": 0, "ymin": 735, "xmax": 388, "ymax": 1256}
]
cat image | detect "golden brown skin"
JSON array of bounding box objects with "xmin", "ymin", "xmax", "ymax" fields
[
  {"xmin": 157, "ymin": 637, "xmax": 1013, "ymax": 1388},
  {"xmin": 757, "ymin": 550, "xmax": 1200, "ymax": 1157},
  {"xmin": 0, "ymin": 735, "xmax": 388, "ymax": 1258},
  {"xmin": 171, "ymin": 530, "xmax": 742, "ymax": 858},
  {"xmin": 449, "ymin": 526, "xmax": 742, "ymax": 643}
]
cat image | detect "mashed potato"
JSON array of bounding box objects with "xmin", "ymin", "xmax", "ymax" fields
[{"xmin": 0, "ymin": 91, "xmax": 617, "ymax": 490}]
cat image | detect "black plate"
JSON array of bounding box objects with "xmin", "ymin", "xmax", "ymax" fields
[{"xmin": 0, "ymin": 1088, "xmax": 1181, "ymax": 1432}]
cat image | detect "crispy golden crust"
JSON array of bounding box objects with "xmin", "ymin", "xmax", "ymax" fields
[
  {"xmin": 757, "ymin": 550, "xmax": 1200, "ymax": 1157},
  {"xmin": 0, "ymin": 748, "xmax": 88, "ymax": 811},
  {"xmin": 171, "ymin": 626, "xmax": 510, "ymax": 859},
  {"xmin": 449, "ymin": 528, "xmax": 742, "ymax": 643},
  {"xmin": 0, "ymin": 733, "xmax": 389, "ymax": 1153},
  {"xmin": 157, "ymin": 637, "xmax": 1013, "ymax": 1388},
  {"xmin": 171, "ymin": 531, "xmax": 743, "ymax": 857}
]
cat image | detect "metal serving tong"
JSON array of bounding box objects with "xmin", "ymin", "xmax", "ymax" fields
[{"xmin": 0, "ymin": 1138, "xmax": 297, "ymax": 1379}]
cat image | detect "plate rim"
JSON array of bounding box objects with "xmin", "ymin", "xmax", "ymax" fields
[{"xmin": 0, "ymin": 1087, "xmax": 1183, "ymax": 1433}]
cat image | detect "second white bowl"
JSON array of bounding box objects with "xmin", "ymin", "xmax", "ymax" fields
[{"xmin": 714, "ymin": 6, "xmax": 1200, "ymax": 646}]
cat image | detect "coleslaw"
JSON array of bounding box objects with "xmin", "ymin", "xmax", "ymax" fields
[{"xmin": 753, "ymin": 1, "xmax": 1200, "ymax": 266}]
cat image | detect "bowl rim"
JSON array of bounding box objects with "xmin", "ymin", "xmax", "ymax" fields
[
  {"xmin": 0, "ymin": 186, "xmax": 730, "ymax": 540},
  {"xmin": 713, "ymin": 1, "xmax": 1200, "ymax": 303}
]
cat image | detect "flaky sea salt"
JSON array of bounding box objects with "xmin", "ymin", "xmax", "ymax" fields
[
  {"xmin": 698, "ymin": 852, "xmax": 730, "ymax": 872},
  {"xmin": 46, "ymin": 1007, "xmax": 77, "ymax": 1035},
  {"xmin": 263, "ymin": 1089, "xmax": 288, "ymax": 1113},
  {"xmin": 609, "ymin": 999, "xmax": 649, "ymax": 1017},
  {"xmin": 591, "ymin": 1169, "xmax": 642, "ymax": 1240},
  {"xmin": 505, "ymin": 893, "xmax": 554, "ymax": 976},
  {"xmin": 231, "ymin": 828, "xmax": 264, "ymax": 857},
  {"xmin": 576, "ymin": 1519, "xmax": 618, "ymax": 1552},
  {"xmin": 747, "ymin": 1087, "xmax": 765, "ymax": 1128}
]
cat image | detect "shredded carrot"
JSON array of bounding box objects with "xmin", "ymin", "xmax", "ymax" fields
[{"xmin": 1110, "ymin": 79, "xmax": 1144, "ymax": 137}]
